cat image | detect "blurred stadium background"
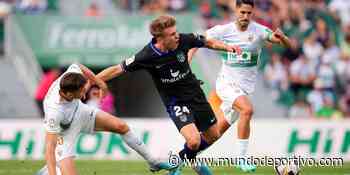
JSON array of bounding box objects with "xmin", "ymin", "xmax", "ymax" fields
[{"xmin": 0, "ymin": 0, "xmax": 349, "ymax": 174}]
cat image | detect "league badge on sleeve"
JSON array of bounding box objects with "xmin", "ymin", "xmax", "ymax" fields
[{"xmin": 125, "ymin": 55, "xmax": 135, "ymax": 66}]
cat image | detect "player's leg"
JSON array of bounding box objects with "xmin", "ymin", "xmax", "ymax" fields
[
  {"xmin": 167, "ymin": 105, "xmax": 207, "ymax": 160},
  {"xmin": 35, "ymin": 165, "xmax": 62, "ymax": 175},
  {"xmin": 36, "ymin": 134, "xmax": 78, "ymax": 175},
  {"xmin": 167, "ymin": 108, "xmax": 212, "ymax": 175},
  {"xmin": 233, "ymin": 95, "xmax": 253, "ymax": 155},
  {"xmin": 170, "ymin": 123, "xmax": 213, "ymax": 175},
  {"xmin": 232, "ymin": 95, "xmax": 256, "ymax": 172},
  {"xmin": 215, "ymin": 79, "xmax": 255, "ymax": 172},
  {"xmin": 59, "ymin": 156, "xmax": 78, "ymax": 175},
  {"xmin": 178, "ymin": 123, "xmax": 201, "ymax": 159},
  {"xmin": 93, "ymin": 109, "xmax": 175, "ymax": 171},
  {"xmin": 208, "ymin": 90, "xmax": 231, "ymax": 135},
  {"xmin": 178, "ymin": 108, "xmax": 220, "ymax": 175}
]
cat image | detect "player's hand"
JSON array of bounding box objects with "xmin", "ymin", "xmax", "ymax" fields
[
  {"xmin": 226, "ymin": 45, "xmax": 242, "ymax": 55},
  {"xmin": 81, "ymin": 80, "xmax": 92, "ymax": 100},
  {"xmin": 97, "ymin": 80, "xmax": 108, "ymax": 98},
  {"xmin": 99, "ymin": 87, "xmax": 108, "ymax": 98},
  {"xmin": 273, "ymin": 28, "xmax": 285, "ymax": 39}
]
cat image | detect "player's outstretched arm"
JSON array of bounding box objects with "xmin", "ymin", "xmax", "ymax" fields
[
  {"xmin": 188, "ymin": 33, "xmax": 207, "ymax": 64},
  {"xmin": 96, "ymin": 64, "xmax": 124, "ymax": 82},
  {"xmin": 78, "ymin": 64, "xmax": 108, "ymax": 98},
  {"xmin": 270, "ymin": 28, "xmax": 291, "ymax": 48},
  {"xmin": 187, "ymin": 48, "xmax": 198, "ymax": 64},
  {"xmin": 205, "ymin": 38, "xmax": 242, "ymax": 54},
  {"xmin": 45, "ymin": 132, "xmax": 58, "ymax": 175}
]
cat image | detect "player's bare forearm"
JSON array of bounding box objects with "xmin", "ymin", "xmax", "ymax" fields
[
  {"xmin": 78, "ymin": 64, "xmax": 96, "ymax": 80},
  {"xmin": 205, "ymin": 38, "xmax": 241, "ymax": 53},
  {"xmin": 97, "ymin": 64, "xmax": 124, "ymax": 82},
  {"xmin": 78, "ymin": 64, "xmax": 108, "ymax": 94},
  {"xmin": 205, "ymin": 38, "xmax": 229, "ymax": 51},
  {"xmin": 45, "ymin": 133, "xmax": 58, "ymax": 175},
  {"xmin": 188, "ymin": 48, "xmax": 198, "ymax": 64}
]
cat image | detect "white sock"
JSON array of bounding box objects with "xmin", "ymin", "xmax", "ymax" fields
[
  {"xmin": 121, "ymin": 130, "xmax": 157, "ymax": 166},
  {"xmin": 36, "ymin": 165, "xmax": 61, "ymax": 175},
  {"xmin": 237, "ymin": 139, "xmax": 249, "ymax": 158}
]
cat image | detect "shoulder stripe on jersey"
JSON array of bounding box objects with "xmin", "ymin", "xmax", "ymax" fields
[{"xmin": 150, "ymin": 42, "xmax": 162, "ymax": 56}]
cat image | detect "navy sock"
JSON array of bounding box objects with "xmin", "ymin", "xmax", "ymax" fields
[
  {"xmin": 181, "ymin": 143, "xmax": 197, "ymax": 160},
  {"xmin": 179, "ymin": 136, "xmax": 211, "ymax": 160},
  {"xmin": 198, "ymin": 136, "xmax": 210, "ymax": 152}
]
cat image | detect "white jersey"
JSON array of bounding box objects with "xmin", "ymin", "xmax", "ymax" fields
[
  {"xmin": 206, "ymin": 21, "xmax": 272, "ymax": 93},
  {"xmin": 43, "ymin": 64, "xmax": 83, "ymax": 133}
]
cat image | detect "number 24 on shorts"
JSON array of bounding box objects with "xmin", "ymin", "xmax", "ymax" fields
[{"xmin": 173, "ymin": 106, "xmax": 190, "ymax": 117}]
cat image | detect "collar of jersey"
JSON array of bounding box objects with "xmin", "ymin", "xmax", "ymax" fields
[{"xmin": 150, "ymin": 38, "xmax": 174, "ymax": 56}]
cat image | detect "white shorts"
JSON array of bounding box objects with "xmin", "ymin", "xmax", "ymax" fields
[
  {"xmin": 216, "ymin": 76, "xmax": 248, "ymax": 125},
  {"xmin": 55, "ymin": 102, "xmax": 99, "ymax": 162}
]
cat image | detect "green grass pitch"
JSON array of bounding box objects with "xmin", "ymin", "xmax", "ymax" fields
[{"xmin": 0, "ymin": 160, "xmax": 349, "ymax": 175}]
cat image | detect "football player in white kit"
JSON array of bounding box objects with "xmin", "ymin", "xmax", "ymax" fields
[
  {"xmin": 189, "ymin": 0, "xmax": 291, "ymax": 172},
  {"xmin": 36, "ymin": 64, "xmax": 175, "ymax": 175}
]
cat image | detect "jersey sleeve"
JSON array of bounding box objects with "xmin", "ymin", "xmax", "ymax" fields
[
  {"xmin": 206, "ymin": 25, "xmax": 225, "ymax": 40},
  {"xmin": 43, "ymin": 108, "xmax": 63, "ymax": 133},
  {"xmin": 182, "ymin": 33, "xmax": 206, "ymax": 48},
  {"xmin": 121, "ymin": 51, "xmax": 146, "ymax": 72},
  {"xmin": 261, "ymin": 25, "xmax": 273, "ymax": 42}
]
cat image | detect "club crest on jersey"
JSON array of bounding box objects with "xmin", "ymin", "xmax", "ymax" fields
[
  {"xmin": 176, "ymin": 52, "xmax": 186, "ymax": 62},
  {"xmin": 179, "ymin": 114, "xmax": 187, "ymax": 122}
]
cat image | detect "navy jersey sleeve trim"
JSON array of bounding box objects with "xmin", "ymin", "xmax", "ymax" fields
[
  {"xmin": 150, "ymin": 38, "xmax": 170, "ymax": 56},
  {"xmin": 120, "ymin": 61, "xmax": 127, "ymax": 72}
]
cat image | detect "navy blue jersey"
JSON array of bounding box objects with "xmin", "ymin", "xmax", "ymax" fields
[{"xmin": 121, "ymin": 33, "xmax": 209, "ymax": 109}]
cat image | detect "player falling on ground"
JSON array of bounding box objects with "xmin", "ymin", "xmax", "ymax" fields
[
  {"xmin": 97, "ymin": 15, "xmax": 240, "ymax": 175},
  {"xmin": 36, "ymin": 64, "xmax": 175, "ymax": 175},
  {"xmin": 189, "ymin": 0, "xmax": 291, "ymax": 172}
]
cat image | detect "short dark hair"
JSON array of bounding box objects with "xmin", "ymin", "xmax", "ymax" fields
[
  {"xmin": 150, "ymin": 15, "xmax": 176, "ymax": 38},
  {"xmin": 236, "ymin": 0, "xmax": 254, "ymax": 7},
  {"xmin": 60, "ymin": 73, "xmax": 87, "ymax": 93}
]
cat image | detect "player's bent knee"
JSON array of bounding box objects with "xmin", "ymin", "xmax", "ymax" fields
[
  {"xmin": 113, "ymin": 121, "xmax": 129, "ymax": 134},
  {"xmin": 241, "ymin": 106, "xmax": 254, "ymax": 118},
  {"xmin": 211, "ymin": 129, "xmax": 221, "ymax": 141},
  {"xmin": 186, "ymin": 137, "xmax": 201, "ymax": 150},
  {"xmin": 205, "ymin": 130, "xmax": 221, "ymax": 144}
]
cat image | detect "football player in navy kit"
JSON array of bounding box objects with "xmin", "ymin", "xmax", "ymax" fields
[{"xmin": 97, "ymin": 15, "xmax": 241, "ymax": 175}]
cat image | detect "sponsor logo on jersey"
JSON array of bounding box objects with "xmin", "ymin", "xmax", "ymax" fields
[
  {"xmin": 161, "ymin": 69, "xmax": 190, "ymax": 84},
  {"xmin": 176, "ymin": 52, "xmax": 186, "ymax": 62},
  {"xmin": 170, "ymin": 69, "xmax": 180, "ymax": 78},
  {"xmin": 48, "ymin": 119, "xmax": 55, "ymax": 128}
]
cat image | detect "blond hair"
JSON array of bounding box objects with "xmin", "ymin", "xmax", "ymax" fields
[{"xmin": 150, "ymin": 15, "xmax": 176, "ymax": 38}]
